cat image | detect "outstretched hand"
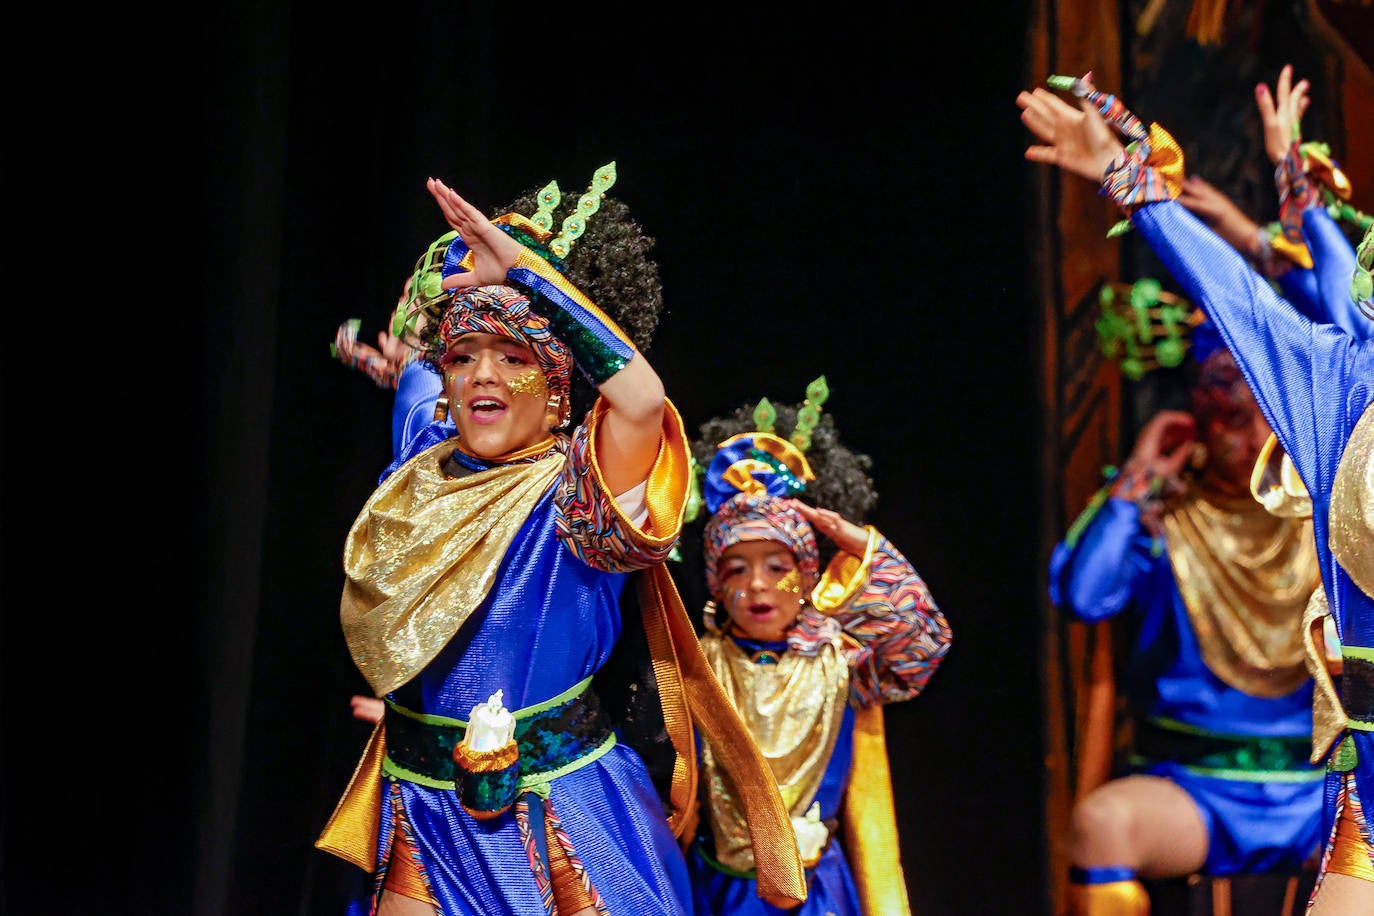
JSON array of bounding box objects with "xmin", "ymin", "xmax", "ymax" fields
[
  {"xmin": 1255, "ymin": 64, "xmax": 1310, "ymax": 166},
  {"xmin": 1017, "ymin": 87, "xmax": 1124, "ymax": 183},
  {"xmin": 426, "ymin": 177, "xmax": 525, "ymax": 289},
  {"xmin": 788, "ymin": 500, "xmax": 870, "ymax": 557}
]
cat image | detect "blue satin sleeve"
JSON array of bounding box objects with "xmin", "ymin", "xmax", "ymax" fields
[
  {"xmin": 392, "ymin": 361, "xmax": 447, "ymax": 459},
  {"xmin": 1300, "ymin": 207, "xmax": 1369, "ymax": 340},
  {"xmin": 1275, "ymin": 263, "xmax": 1322, "ymax": 323},
  {"xmin": 1048, "ymin": 497, "xmax": 1160, "ymax": 624},
  {"xmin": 1130, "ymin": 202, "xmax": 1371, "ymax": 501}
]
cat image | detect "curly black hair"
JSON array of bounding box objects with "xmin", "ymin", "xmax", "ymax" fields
[
  {"xmin": 494, "ymin": 188, "xmax": 663, "ymax": 353},
  {"xmin": 490, "ymin": 188, "xmax": 664, "ymax": 424},
  {"xmin": 690, "ymin": 400, "xmax": 879, "ymax": 524}
]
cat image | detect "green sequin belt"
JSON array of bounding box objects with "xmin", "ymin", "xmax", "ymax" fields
[
  {"xmin": 381, "ymin": 676, "xmax": 617, "ymax": 795},
  {"xmin": 1130, "ymin": 716, "xmax": 1322, "ymax": 782}
]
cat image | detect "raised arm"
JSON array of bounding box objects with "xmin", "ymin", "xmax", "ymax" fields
[
  {"xmin": 1017, "ymin": 77, "xmax": 1372, "ymax": 497},
  {"xmin": 1257, "ymin": 66, "xmax": 1368, "ymax": 339},
  {"xmin": 428, "ymin": 177, "xmax": 665, "ymax": 495},
  {"xmin": 790, "ymin": 501, "xmax": 952, "ymax": 707}
]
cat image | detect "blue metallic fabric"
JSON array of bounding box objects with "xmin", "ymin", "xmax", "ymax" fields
[
  {"xmin": 1129, "ymin": 198, "xmax": 1374, "ymax": 868},
  {"xmin": 1275, "ymin": 208, "xmax": 1368, "ymax": 339},
  {"xmin": 687, "ymin": 704, "xmax": 858, "ymax": 916},
  {"xmin": 392, "ymin": 361, "xmax": 447, "ymax": 459},
  {"xmin": 1050, "ymin": 498, "xmax": 1317, "ymax": 738}
]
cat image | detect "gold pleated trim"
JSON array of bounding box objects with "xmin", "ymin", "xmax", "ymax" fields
[
  {"xmin": 842, "ymin": 703, "xmax": 912, "ymax": 916},
  {"xmin": 1303, "ymin": 586, "xmax": 1345, "ymax": 764},
  {"xmin": 1329, "ymin": 776, "xmax": 1374, "ymax": 881},
  {"xmin": 1160, "ymin": 487, "xmax": 1318, "ymax": 696},
  {"xmin": 585, "ymin": 398, "xmax": 691, "ymax": 547},
  {"xmin": 1332, "ymin": 402, "xmax": 1374, "ymax": 601},
  {"xmin": 1147, "ymin": 122, "xmax": 1186, "ymax": 198},
  {"xmin": 315, "ymin": 723, "xmax": 386, "ymax": 871}
]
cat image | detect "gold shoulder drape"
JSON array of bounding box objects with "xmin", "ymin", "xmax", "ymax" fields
[{"xmin": 1161, "ymin": 486, "xmax": 1319, "ymax": 696}]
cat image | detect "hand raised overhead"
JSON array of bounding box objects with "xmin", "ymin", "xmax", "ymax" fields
[
  {"xmin": 1017, "ymin": 86, "xmax": 1125, "ymax": 183},
  {"xmin": 1255, "ymin": 64, "xmax": 1311, "ymax": 166},
  {"xmin": 426, "ymin": 177, "xmax": 525, "ymax": 289}
]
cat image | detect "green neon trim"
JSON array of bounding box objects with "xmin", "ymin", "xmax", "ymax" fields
[
  {"xmin": 1064, "ymin": 486, "xmax": 1110, "ymax": 550},
  {"xmin": 1342, "ymin": 646, "xmax": 1374, "ymax": 663},
  {"xmin": 1129, "ymin": 756, "xmax": 1324, "ymax": 783},
  {"xmin": 1147, "ymin": 716, "xmax": 1277, "ymax": 743},
  {"xmin": 518, "ymin": 734, "xmax": 616, "ymax": 793},
  {"xmin": 1347, "ymin": 719, "xmax": 1374, "ymax": 733},
  {"xmin": 382, "ymin": 733, "xmax": 617, "ymax": 791},
  {"xmin": 383, "ymin": 675, "xmax": 596, "ymax": 728},
  {"xmin": 382, "ymin": 756, "xmax": 455, "ymax": 789}
]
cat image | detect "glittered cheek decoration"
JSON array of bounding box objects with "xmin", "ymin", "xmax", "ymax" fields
[
  {"xmin": 776, "ymin": 567, "xmax": 802, "ymax": 595},
  {"xmin": 506, "ymin": 367, "xmax": 549, "ymax": 400}
]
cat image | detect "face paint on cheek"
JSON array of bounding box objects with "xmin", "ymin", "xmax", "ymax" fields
[
  {"xmin": 506, "ymin": 367, "xmax": 549, "ymax": 400},
  {"xmin": 777, "ymin": 568, "xmax": 802, "ymax": 594}
]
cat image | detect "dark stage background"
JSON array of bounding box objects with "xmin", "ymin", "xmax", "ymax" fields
[{"xmin": 3, "ymin": 5, "xmax": 1043, "ymax": 914}]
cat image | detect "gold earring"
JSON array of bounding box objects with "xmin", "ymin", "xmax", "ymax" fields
[{"xmin": 547, "ymin": 394, "xmax": 569, "ymax": 429}]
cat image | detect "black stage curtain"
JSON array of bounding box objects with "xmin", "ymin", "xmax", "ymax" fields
[{"xmin": 3, "ymin": 5, "xmax": 1042, "ymax": 914}]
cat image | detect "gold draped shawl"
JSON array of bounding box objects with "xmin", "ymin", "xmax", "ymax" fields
[
  {"xmin": 1332, "ymin": 402, "xmax": 1374, "ymax": 600},
  {"xmin": 340, "ymin": 440, "xmax": 565, "ymax": 697},
  {"xmin": 1160, "ymin": 486, "xmax": 1318, "ymax": 696},
  {"xmin": 699, "ymin": 636, "xmax": 850, "ymax": 873}
]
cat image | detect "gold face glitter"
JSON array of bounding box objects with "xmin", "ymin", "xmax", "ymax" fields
[
  {"xmin": 777, "ymin": 567, "xmax": 802, "ymax": 594},
  {"xmin": 506, "ymin": 368, "xmax": 549, "ymax": 399}
]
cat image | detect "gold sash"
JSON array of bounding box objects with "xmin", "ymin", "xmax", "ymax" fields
[
  {"xmin": 843, "ymin": 703, "xmax": 913, "ymax": 916},
  {"xmin": 1160, "ymin": 486, "xmax": 1317, "ymax": 696},
  {"xmin": 640, "ymin": 565, "xmax": 806, "ymax": 908}
]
